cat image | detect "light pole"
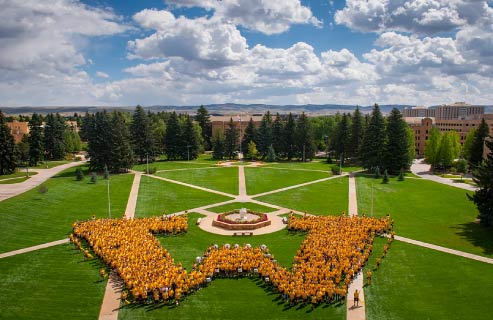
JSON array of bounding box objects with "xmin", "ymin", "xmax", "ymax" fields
[
  {"xmin": 187, "ymin": 145, "xmax": 191, "ymax": 161},
  {"xmin": 371, "ymin": 180, "xmax": 374, "ymax": 217},
  {"xmin": 106, "ymin": 164, "xmax": 111, "ymax": 218},
  {"xmin": 238, "ymin": 114, "xmax": 242, "ymax": 161},
  {"xmin": 303, "ymin": 144, "xmax": 306, "ymax": 162}
]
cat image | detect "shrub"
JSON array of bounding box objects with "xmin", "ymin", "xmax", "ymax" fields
[
  {"xmin": 103, "ymin": 166, "xmax": 110, "ymax": 180},
  {"xmin": 398, "ymin": 168, "xmax": 404, "ymax": 181},
  {"xmin": 38, "ymin": 184, "xmax": 48, "ymax": 194},
  {"xmin": 90, "ymin": 172, "xmax": 98, "ymax": 184},
  {"xmin": 331, "ymin": 165, "xmax": 340, "ymax": 175},
  {"xmin": 144, "ymin": 167, "xmax": 157, "ymax": 174},
  {"xmin": 382, "ymin": 169, "xmax": 389, "ymax": 184},
  {"xmin": 75, "ymin": 168, "xmax": 84, "ymax": 181},
  {"xmin": 374, "ymin": 166, "xmax": 381, "ymax": 179}
]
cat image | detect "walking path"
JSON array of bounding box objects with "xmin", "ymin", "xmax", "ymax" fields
[
  {"xmin": 124, "ymin": 171, "xmax": 142, "ymax": 219},
  {"xmin": 410, "ymin": 159, "xmax": 476, "ymax": 191},
  {"xmin": 0, "ymin": 161, "xmax": 87, "ymax": 202},
  {"xmin": 346, "ymin": 173, "xmax": 366, "ymax": 320},
  {"xmin": 0, "ymin": 239, "xmax": 69, "ymax": 259}
]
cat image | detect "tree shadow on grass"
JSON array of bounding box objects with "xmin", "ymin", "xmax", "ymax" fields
[{"xmin": 451, "ymin": 222, "xmax": 493, "ymax": 256}]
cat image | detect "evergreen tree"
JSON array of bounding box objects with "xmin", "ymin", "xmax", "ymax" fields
[
  {"xmin": 87, "ymin": 111, "xmax": 112, "ymax": 171},
  {"xmin": 424, "ymin": 127, "xmax": 441, "ymax": 171},
  {"xmin": 241, "ymin": 118, "xmax": 257, "ymax": 154},
  {"xmin": 149, "ymin": 112, "xmax": 166, "ymax": 155},
  {"xmin": 16, "ymin": 134, "xmax": 30, "ymax": 166},
  {"xmin": 104, "ymin": 165, "xmax": 110, "ymax": 179},
  {"xmin": 468, "ymin": 137, "xmax": 493, "ymax": 226},
  {"xmin": 247, "ymin": 140, "xmax": 258, "ymax": 160},
  {"xmin": 469, "ymin": 118, "xmax": 490, "ymax": 167},
  {"xmin": 131, "ymin": 106, "xmax": 155, "ymax": 163},
  {"xmin": 44, "ymin": 113, "xmax": 67, "ymax": 160},
  {"xmin": 398, "ymin": 168, "xmax": 405, "ymax": 181},
  {"xmin": 266, "ymin": 145, "xmax": 277, "ymax": 162},
  {"xmin": 295, "ymin": 112, "xmax": 315, "ymax": 161},
  {"xmin": 75, "ymin": 167, "xmax": 84, "ymax": 181},
  {"xmin": 361, "ymin": 104, "xmax": 386, "ymax": 170},
  {"xmin": 165, "ymin": 112, "xmax": 181, "ymax": 160},
  {"xmin": 284, "ymin": 113, "xmax": 296, "ymax": 160},
  {"xmin": 332, "ymin": 113, "xmax": 351, "ymax": 165},
  {"xmin": 109, "ymin": 111, "xmax": 134, "ymax": 173},
  {"xmin": 382, "ymin": 169, "xmax": 389, "ymax": 184},
  {"xmin": 180, "ymin": 115, "xmax": 200, "ymax": 160},
  {"xmin": 462, "ymin": 128, "xmax": 476, "ymax": 161},
  {"xmin": 224, "ymin": 117, "xmax": 239, "ymax": 159},
  {"xmin": 257, "ymin": 111, "xmax": 273, "ymax": 159},
  {"xmin": 90, "ymin": 172, "xmax": 98, "ymax": 183},
  {"xmin": 271, "ymin": 113, "xmax": 285, "ymax": 157},
  {"xmin": 385, "ymin": 108, "xmax": 410, "ymax": 174},
  {"xmin": 28, "ymin": 113, "xmax": 44, "ymax": 166},
  {"xmin": 211, "ymin": 129, "xmax": 225, "ymax": 160},
  {"xmin": 0, "ymin": 110, "xmax": 16, "ymax": 175},
  {"xmin": 407, "ymin": 127, "xmax": 416, "ymax": 165},
  {"xmin": 195, "ymin": 105, "xmax": 212, "ymax": 150},
  {"xmin": 350, "ymin": 107, "xmax": 364, "ymax": 159}
]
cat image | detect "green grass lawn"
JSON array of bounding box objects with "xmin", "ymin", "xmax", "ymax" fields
[
  {"xmin": 0, "ymin": 244, "xmax": 106, "ymax": 320},
  {"xmin": 365, "ymin": 238, "xmax": 493, "ymax": 320},
  {"xmin": 207, "ymin": 202, "xmax": 278, "ymax": 213},
  {"xmin": 0, "ymin": 171, "xmax": 38, "ymax": 180},
  {"xmin": 155, "ymin": 166, "xmax": 238, "ymax": 195},
  {"xmin": 0, "ymin": 166, "xmax": 134, "ymax": 253},
  {"xmin": 356, "ymin": 176, "xmax": 493, "ymax": 257},
  {"xmin": 245, "ymin": 167, "xmax": 331, "ymax": 195},
  {"xmin": 0, "ymin": 176, "xmax": 29, "ymax": 184},
  {"xmin": 19, "ymin": 160, "xmax": 71, "ymax": 169},
  {"xmin": 117, "ymin": 212, "xmax": 345, "ymax": 320},
  {"xmin": 254, "ymin": 177, "xmax": 348, "ymax": 215},
  {"xmin": 135, "ymin": 176, "xmax": 233, "ymax": 217},
  {"xmin": 133, "ymin": 160, "xmax": 215, "ymax": 172}
]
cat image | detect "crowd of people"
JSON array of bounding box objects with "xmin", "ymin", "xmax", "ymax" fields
[{"xmin": 70, "ymin": 213, "xmax": 389, "ymax": 306}]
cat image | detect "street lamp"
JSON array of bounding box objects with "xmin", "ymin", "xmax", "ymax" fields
[
  {"xmin": 238, "ymin": 114, "xmax": 242, "ymax": 161},
  {"xmin": 187, "ymin": 145, "xmax": 191, "ymax": 161},
  {"xmin": 105, "ymin": 164, "xmax": 111, "ymax": 218}
]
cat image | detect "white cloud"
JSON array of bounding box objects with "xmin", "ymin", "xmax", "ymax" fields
[
  {"xmin": 96, "ymin": 71, "xmax": 110, "ymax": 79},
  {"xmin": 164, "ymin": 0, "xmax": 321, "ymax": 34}
]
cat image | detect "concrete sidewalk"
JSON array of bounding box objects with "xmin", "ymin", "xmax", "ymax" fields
[{"xmin": 410, "ymin": 159, "xmax": 476, "ymax": 192}]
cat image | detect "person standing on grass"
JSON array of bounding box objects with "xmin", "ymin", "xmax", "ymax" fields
[{"xmin": 353, "ymin": 289, "xmax": 360, "ymax": 307}]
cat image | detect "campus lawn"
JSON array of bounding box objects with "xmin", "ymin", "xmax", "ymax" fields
[
  {"xmin": 135, "ymin": 176, "xmax": 233, "ymax": 217},
  {"xmin": 155, "ymin": 166, "xmax": 238, "ymax": 195},
  {"xmin": 0, "ymin": 171, "xmax": 38, "ymax": 180},
  {"xmin": 117, "ymin": 213, "xmax": 345, "ymax": 320},
  {"xmin": 0, "ymin": 166, "xmax": 134, "ymax": 253},
  {"xmin": 0, "ymin": 244, "xmax": 106, "ymax": 320},
  {"xmin": 245, "ymin": 167, "xmax": 331, "ymax": 195},
  {"xmin": 364, "ymin": 238, "xmax": 493, "ymax": 320},
  {"xmin": 133, "ymin": 160, "xmax": 215, "ymax": 172},
  {"xmin": 0, "ymin": 176, "xmax": 29, "ymax": 184},
  {"xmin": 356, "ymin": 176, "xmax": 493, "ymax": 257},
  {"xmin": 254, "ymin": 176, "xmax": 349, "ymax": 215},
  {"xmin": 207, "ymin": 202, "xmax": 278, "ymax": 213},
  {"xmin": 21, "ymin": 160, "xmax": 71, "ymax": 169}
]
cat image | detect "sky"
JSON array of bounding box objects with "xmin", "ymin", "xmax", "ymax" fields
[{"xmin": 1, "ymin": 0, "xmax": 493, "ymax": 107}]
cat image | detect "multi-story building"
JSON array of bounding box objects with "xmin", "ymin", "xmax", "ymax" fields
[
  {"xmin": 210, "ymin": 114, "xmax": 265, "ymax": 142},
  {"xmin": 403, "ymin": 106, "xmax": 436, "ymax": 118},
  {"xmin": 434, "ymin": 102, "xmax": 484, "ymax": 120},
  {"xmin": 6, "ymin": 120, "xmax": 29, "ymax": 143}
]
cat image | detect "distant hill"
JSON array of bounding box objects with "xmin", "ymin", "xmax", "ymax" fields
[{"xmin": 0, "ymin": 103, "xmax": 417, "ymax": 116}]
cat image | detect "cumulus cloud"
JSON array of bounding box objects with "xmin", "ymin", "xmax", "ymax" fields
[
  {"xmin": 164, "ymin": 0, "xmax": 321, "ymax": 34},
  {"xmin": 96, "ymin": 71, "xmax": 110, "ymax": 79}
]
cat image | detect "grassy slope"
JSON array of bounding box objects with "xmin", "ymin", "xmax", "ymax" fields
[
  {"xmin": 118, "ymin": 213, "xmax": 345, "ymax": 320},
  {"xmin": 135, "ymin": 176, "xmax": 233, "ymax": 217},
  {"xmin": 365, "ymin": 238, "xmax": 493, "ymax": 320},
  {"xmin": 0, "ymin": 167, "xmax": 134, "ymax": 253},
  {"xmin": 255, "ymin": 177, "xmax": 349, "ymax": 215},
  {"xmin": 155, "ymin": 166, "xmax": 238, "ymax": 195},
  {"xmin": 356, "ymin": 176, "xmax": 493, "ymax": 257},
  {"xmin": 0, "ymin": 244, "xmax": 106, "ymax": 320},
  {"xmin": 245, "ymin": 167, "xmax": 330, "ymax": 195}
]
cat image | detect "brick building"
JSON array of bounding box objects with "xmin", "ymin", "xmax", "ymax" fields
[
  {"xmin": 210, "ymin": 114, "xmax": 265, "ymax": 142},
  {"xmin": 6, "ymin": 120, "xmax": 29, "ymax": 143}
]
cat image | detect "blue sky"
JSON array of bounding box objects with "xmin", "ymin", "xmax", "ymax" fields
[{"xmin": 1, "ymin": 0, "xmax": 493, "ymax": 107}]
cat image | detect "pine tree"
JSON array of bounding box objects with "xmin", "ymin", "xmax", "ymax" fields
[
  {"xmin": 195, "ymin": 106, "xmax": 212, "ymax": 150},
  {"xmin": 180, "ymin": 115, "xmax": 200, "ymax": 160},
  {"xmin": 87, "ymin": 111, "xmax": 112, "ymax": 171},
  {"xmin": 385, "ymin": 108, "xmax": 410, "ymax": 174},
  {"xmin": 382, "ymin": 169, "xmax": 389, "ymax": 184},
  {"xmin": 28, "ymin": 113, "xmax": 44, "ymax": 166},
  {"xmin": 333, "ymin": 113, "xmax": 351, "ymax": 165},
  {"xmin": 16, "ymin": 134, "xmax": 30, "ymax": 166},
  {"xmin": 469, "ymin": 118, "xmax": 490, "ymax": 167},
  {"xmin": 44, "ymin": 113, "xmax": 67, "ymax": 160},
  {"xmin": 361, "ymin": 104, "xmax": 386, "ymax": 170},
  {"xmin": 295, "ymin": 112, "xmax": 315, "ymax": 161},
  {"xmin": 165, "ymin": 112, "xmax": 181, "ymax": 160},
  {"xmin": 425, "ymin": 127, "xmax": 441, "ymax": 171},
  {"xmin": 398, "ymin": 168, "xmax": 405, "ymax": 181},
  {"xmin": 241, "ymin": 118, "xmax": 257, "ymax": 154},
  {"xmin": 257, "ymin": 111, "xmax": 272, "ymax": 159},
  {"xmin": 468, "ymin": 137, "xmax": 493, "ymax": 226},
  {"xmin": 350, "ymin": 106, "xmax": 364, "ymax": 159},
  {"xmin": 211, "ymin": 129, "xmax": 225, "ymax": 160},
  {"xmin": 0, "ymin": 110, "xmax": 16, "ymax": 175},
  {"xmin": 109, "ymin": 111, "xmax": 134, "ymax": 173},
  {"xmin": 284, "ymin": 113, "xmax": 296, "ymax": 160},
  {"xmin": 407, "ymin": 127, "xmax": 416, "ymax": 165},
  {"xmin": 224, "ymin": 118, "xmax": 239, "ymax": 159},
  {"xmin": 131, "ymin": 105, "xmax": 155, "ymax": 163},
  {"xmin": 266, "ymin": 145, "xmax": 277, "ymax": 162},
  {"xmin": 76, "ymin": 167, "xmax": 84, "ymax": 181},
  {"xmin": 271, "ymin": 113, "xmax": 285, "ymax": 157},
  {"xmin": 462, "ymin": 128, "xmax": 476, "ymax": 161}
]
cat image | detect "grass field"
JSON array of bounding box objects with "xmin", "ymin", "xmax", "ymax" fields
[
  {"xmin": 133, "ymin": 160, "xmax": 216, "ymax": 172},
  {"xmin": 135, "ymin": 176, "xmax": 233, "ymax": 217},
  {"xmin": 254, "ymin": 176, "xmax": 348, "ymax": 215},
  {"xmin": 155, "ymin": 166, "xmax": 238, "ymax": 195},
  {"xmin": 365, "ymin": 238, "xmax": 493, "ymax": 320},
  {"xmin": 0, "ymin": 166, "xmax": 134, "ymax": 253},
  {"xmin": 0, "ymin": 244, "xmax": 106, "ymax": 320},
  {"xmin": 207, "ymin": 202, "xmax": 278, "ymax": 213},
  {"xmin": 0, "ymin": 171, "xmax": 38, "ymax": 180},
  {"xmin": 356, "ymin": 175, "xmax": 493, "ymax": 257},
  {"xmin": 117, "ymin": 212, "xmax": 345, "ymax": 320},
  {"xmin": 0, "ymin": 176, "xmax": 29, "ymax": 184},
  {"xmin": 245, "ymin": 167, "xmax": 331, "ymax": 195}
]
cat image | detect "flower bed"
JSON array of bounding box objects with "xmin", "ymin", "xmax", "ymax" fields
[{"xmin": 212, "ymin": 209, "xmax": 271, "ymax": 230}]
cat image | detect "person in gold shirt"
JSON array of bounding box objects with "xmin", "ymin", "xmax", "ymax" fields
[
  {"xmin": 353, "ymin": 289, "xmax": 360, "ymax": 307},
  {"xmin": 366, "ymin": 270, "xmax": 372, "ymax": 286}
]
